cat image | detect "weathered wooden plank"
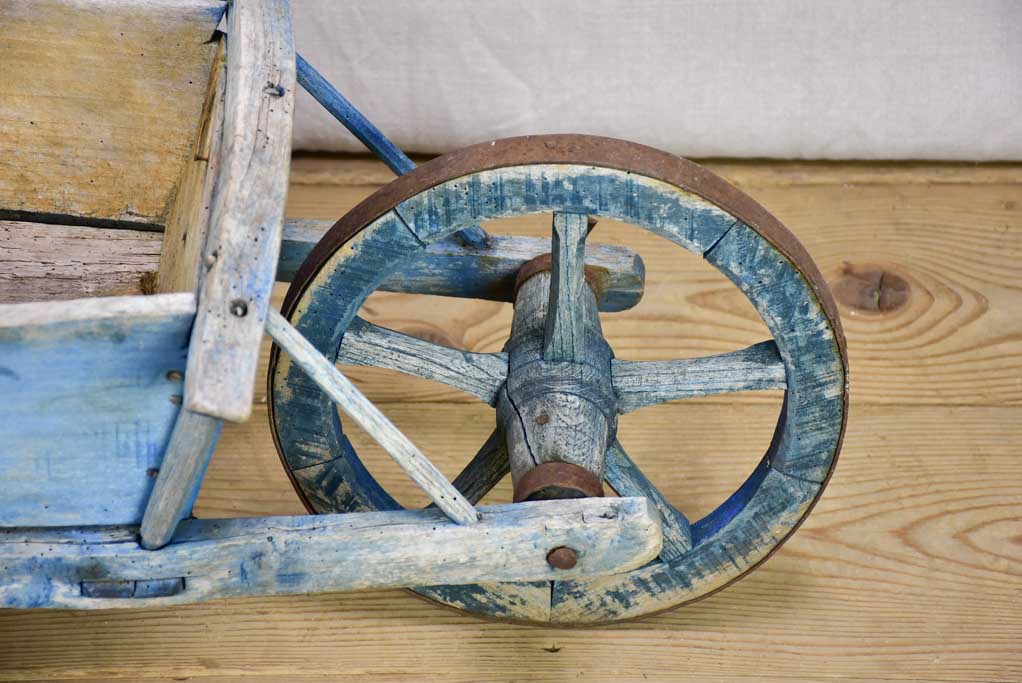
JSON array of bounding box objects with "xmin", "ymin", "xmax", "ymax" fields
[
  {"xmin": 337, "ymin": 317, "xmax": 507, "ymax": 405},
  {"xmin": 0, "ymin": 221, "xmax": 161, "ymax": 303},
  {"xmin": 543, "ymin": 212, "xmax": 590, "ymax": 363},
  {"xmin": 279, "ymin": 219, "xmax": 645, "ymax": 312},
  {"xmin": 265, "ymin": 308, "xmax": 478, "ymax": 525},
  {"xmin": 294, "ymin": 53, "xmax": 488, "ymax": 249},
  {"xmin": 605, "ymin": 440, "xmax": 692, "ymax": 561},
  {"xmin": 157, "ymin": 36, "xmax": 228, "ymax": 294},
  {"xmin": 0, "ymin": 496, "xmax": 661, "ymax": 609},
  {"xmin": 612, "ymin": 340, "xmax": 786, "ymax": 413},
  {"xmin": 0, "ymin": 0, "xmax": 225, "ymax": 225},
  {"xmin": 185, "ymin": 0, "xmax": 295, "ymax": 422},
  {"xmin": 139, "ymin": 410, "xmax": 223, "ymax": 550},
  {"xmin": 0, "ymin": 293, "xmax": 195, "ymax": 526}
]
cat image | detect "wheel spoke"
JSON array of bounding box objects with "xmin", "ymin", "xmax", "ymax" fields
[
  {"xmin": 612, "ymin": 340, "xmax": 786, "ymax": 413},
  {"xmin": 543, "ymin": 212, "xmax": 591, "ymax": 362},
  {"xmin": 435, "ymin": 430, "xmax": 510, "ymax": 507},
  {"xmin": 294, "ymin": 53, "xmax": 488, "ymax": 249},
  {"xmin": 266, "ymin": 309, "xmax": 478, "ymax": 525},
  {"xmin": 337, "ymin": 317, "xmax": 507, "ymax": 406},
  {"xmin": 605, "ymin": 441, "xmax": 692, "ymax": 561}
]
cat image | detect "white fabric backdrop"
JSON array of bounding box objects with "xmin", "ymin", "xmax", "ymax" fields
[{"xmin": 292, "ymin": 0, "xmax": 1021, "ymax": 160}]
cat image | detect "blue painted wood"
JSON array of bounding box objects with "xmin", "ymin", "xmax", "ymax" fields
[
  {"xmin": 295, "ymin": 53, "xmax": 414, "ymax": 176},
  {"xmin": 267, "ymin": 308, "xmax": 479, "ymax": 525},
  {"xmin": 272, "ymin": 152, "xmax": 846, "ymax": 624},
  {"xmin": 0, "ymin": 497, "xmax": 661, "ymax": 609},
  {"xmin": 279, "ymin": 220, "xmax": 646, "ymax": 312},
  {"xmin": 705, "ymin": 222, "xmax": 844, "ymax": 483},
  {"xmin": 394, "ymin": 164, "xmax": 738, "ymax": 253},
  {"xmin": 605, "ymin": 441, "xmax": 692, "ymax": 561},
  {"xmin": 294, "ymin": 54, "xmax": 488, "ymax": 249},
  {"xmin": 183, "ymin": 0, "xmax": 295, "ymax": 423},
  {"xmin": 0, "ymin": 294, "xmax": 195, "ymax": 527},
  {"xmin": 338, "ymin": 317, "xmax": 507, "ymax": 406},
  {"xmin": 139, "ymin": 409, "xmax": 223, "ymax": 549},
  {"xmin": 550, "ymin": 466, "xmax": 817, "ymax": 623}
]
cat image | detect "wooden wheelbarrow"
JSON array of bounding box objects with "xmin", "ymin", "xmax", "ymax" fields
[{"xmin": 0, "ymin": 0, "xmax": 848, "ymax": 624}]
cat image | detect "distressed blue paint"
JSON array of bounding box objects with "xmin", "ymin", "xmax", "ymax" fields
[
  {"xmin": 690, "ymin": 456, "xmax": 772, "ymax": 545},
  {"xmin": 295, "ymin": 53, "xmax": 488, "ymax": 249},
  {"xmin": 279, "ymin": 222, "xmax": 645, "ymax": 312},
  {"xmin": 271, "ymin": 209, "xmax": 423, "ymax": 520},
  {"xmin": 705, "ymin": 222, "xmax": 844, "ymax": 483},
  {"xmin": 273, "ymin": 161, "xmax": 846, "ymax": 623},
  {"xmin": 295, "ymin": 53, "xmax": 415, "ymax": 176},
  {"xmin": 550, "ymin": 467, "xmax": 817, "ymax": 623},
  {"xmin": 0, "ymin": 497, "xmax": 659, "ymax": 609},
  {"xmin": 0, "ymin": 301, "xmax": 194, "ymax": 527},
  {"xmin": 605, "ymin": 442, "xmax": 692, "ymax": 560},
  {"xmin": 395, "ymin": 165, "xmax": 737, "ymax": 253}
]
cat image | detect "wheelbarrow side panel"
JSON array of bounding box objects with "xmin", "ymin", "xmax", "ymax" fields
[{"xmin": 0, "ymin": 294, "xmax": 196, "ymax": 527}]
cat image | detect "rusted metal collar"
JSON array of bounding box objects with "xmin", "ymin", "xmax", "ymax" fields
[{"xmin": 513, "ymin": 461, "xmax": 605, "ymax": 502}]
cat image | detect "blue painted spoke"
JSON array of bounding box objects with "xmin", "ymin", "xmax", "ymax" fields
[
  {"xmin": 605, "ymin": 441, "xmax": 692, "ymax": 561},
  {"xmin": 295, "ymin": 53, "xmax": 488, "ymax": 248}
]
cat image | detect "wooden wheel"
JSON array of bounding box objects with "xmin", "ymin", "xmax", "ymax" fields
[{"xmin": 268, "ymin": 134, "xmax": 848, "ymax": 624}]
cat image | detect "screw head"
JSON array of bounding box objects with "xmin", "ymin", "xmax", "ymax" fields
[
  {"xmin": 546, "ymin": 546, "xmax": 578, "ymax": 570},
  {"xmin": 535, "ymin": 413, "xmax": 549, "ymax": 425},
  {"xmin": 230, "ymin": 299, "xmax": 248, "ymax": 317}
]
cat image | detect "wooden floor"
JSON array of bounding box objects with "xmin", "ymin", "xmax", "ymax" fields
[{"xmin": 1, "ymin": 158, "xmax": 1020, "ymax": 682}]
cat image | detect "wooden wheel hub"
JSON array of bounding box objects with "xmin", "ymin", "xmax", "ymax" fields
[{"xmin": 269, "ymin": 134, "xmax": 848, "ymax": 624}]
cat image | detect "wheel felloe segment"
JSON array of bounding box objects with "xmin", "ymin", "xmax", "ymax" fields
[{"xmin": 269, "ymin": 134, "xmax": 848, "ymax": 625}]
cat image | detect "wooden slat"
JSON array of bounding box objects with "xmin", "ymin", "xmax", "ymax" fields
[
  {"xmin": 266, "ymin": 309, "xmax": 478, "ymax": 525},
  {"xmin": 184, "ymin": 0, "xmax": 295, "ymax": 422},
  {"xmin": 0, "ymin": 293, "xmax": 195, "ymax": 526},
  {"xmin": 0, "ymin": 496, "xmax": 660, "ymax": 609},
  {"xmin": 0, "ymin": 0, "xmax": 225, "ymax": 225},
  {"xmin": 337, "ymin": 317, "xmax": 507, "ymax": 405},
  {"xmin": 280, "ymin": 219, "xmax": 646, "ymax": 312},
  {"xmin": 0, "ymin": 221, "xmax": 160, "ymax": 303},
  {"xmin": 139, "ymin": 409, "xmax": 222, "ymax": 550},
  {"xmin": 612, "ymin": 340, "xmax": 786, "ymax": 412}
]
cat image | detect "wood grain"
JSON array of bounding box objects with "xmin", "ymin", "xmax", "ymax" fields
[
  {"xmin": 156, "ymin": 36, "xmax": 227, "ymax": 295},
  {"xmin": 280, "ymin": 157, "xmax": 1022, "ymax": 409},
  {"xmin": 0, "ymin": 221, "xmax": 160, "ymax": 303},
  {"xmin": 184, "ymin": 0, "xmax": 294, "ymax": 422},
  {"xmin": 2, "ymin": 496, "xmax": 659, "ymax": 609},
  {"xmin": 0, "ymin": 293, "xmax": 194, "ymax": 527},
  {"xmin": 0, "ymin": 402, "xmax": 1017, "ymax": 680},
  {"xmin": 0, "ymin": 157, "xmax": 1018, "ymax": 679},
  {"xmin": 0, "ymin": 0, "xmax": 224, "ymax": 225}
]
